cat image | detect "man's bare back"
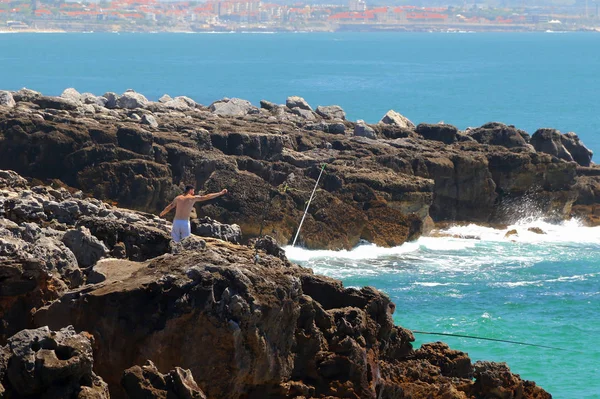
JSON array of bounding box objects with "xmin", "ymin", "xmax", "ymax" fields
[
  {"xmin": 171, "ymin": 194, "xmax": 200, "ymax": 220},
  {"xmin": 159, "ymin": 186, "xmax": 228, "ymax": 243},
  {"xmin": 160, "ymin": 188, "xmax": 228, "ymax": 220}
]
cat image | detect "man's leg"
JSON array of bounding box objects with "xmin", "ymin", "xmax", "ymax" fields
[
  {"xmin": 181, "ymin": 220, "xmax": 192, "ymax": 241},
  {"xmin": 171, "ymin": 220, "xmax": 182, "ymax": 243}
]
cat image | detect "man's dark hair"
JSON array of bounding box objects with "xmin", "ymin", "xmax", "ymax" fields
[{"xmin": 184, "ymin": 185, "xmax": 195, "ymax": 193}]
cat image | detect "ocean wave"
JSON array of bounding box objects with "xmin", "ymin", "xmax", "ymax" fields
[
  {"xmin": 284, "ymin": 241, "xmax": 420, "ymax": 262},
  {"xmin": 438, "ymin": 218, "xmax": 600, "ymax": 245},
  {"xmin": 490, "ymin": 272, "xmax": 598, "ymax": 288}
]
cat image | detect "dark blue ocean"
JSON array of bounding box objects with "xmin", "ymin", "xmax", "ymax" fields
[
  {"xmin": 1, "ymin": 32, "xmax": 600, "ymax": 153},
  {"xmin": 1, "ymin": 32, "xmax": 600, "ymax": 398}
]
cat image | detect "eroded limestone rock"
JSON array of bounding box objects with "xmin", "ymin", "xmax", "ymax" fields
[{"xmin": 0, "ymin": 326, "xmax": 109, "ymax": 398}]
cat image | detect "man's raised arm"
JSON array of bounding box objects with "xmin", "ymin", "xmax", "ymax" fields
[
  {"xmin": 159, "ymin": 199, "xmax": 176, "ymax": 217},
  {"xmin": 195, "ymin": 189, "xmax": 228, "ymax": 202}
]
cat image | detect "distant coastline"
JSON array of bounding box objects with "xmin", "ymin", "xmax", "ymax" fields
[
  {"xmin": 0, "ymin": 29, "xmax": 65, "ymax": 33},
  {"xmin": 1, "ymin": 25, "xmax": 599, "ymax": 33}
]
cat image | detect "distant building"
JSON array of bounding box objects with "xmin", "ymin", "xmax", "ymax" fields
[
  {"xmin": 525, "ymin": 14, "xmax": 549, "ymax": 24},
  {"xmin": 348, "ymin": 0, "xmax": 365, "ymax": 12}
]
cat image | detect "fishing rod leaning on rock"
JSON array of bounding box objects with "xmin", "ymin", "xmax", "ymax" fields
[{"xmin": 292, "ymin": 163, "xmax": 326, "ymax": 247}]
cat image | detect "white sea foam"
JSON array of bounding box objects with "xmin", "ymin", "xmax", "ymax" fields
[
  {"xmin": 283, "ymin": 241, "xmax": 420, "ymax": 262},
  {"xmin": 440, "ymin": 218, "xmax": 600, "ymax": 245},
  {"xmin": 284, "ymin": 218, "xmax": 600, "ymax": 269},
  {"xmin": 413, "ymin": 282, "xmax": 450, "ymax": 287}
]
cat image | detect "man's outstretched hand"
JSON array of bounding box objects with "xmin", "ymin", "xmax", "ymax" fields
[{"xmin": 220, "ymin": 189, "xmax": 228, "ymax": 195}]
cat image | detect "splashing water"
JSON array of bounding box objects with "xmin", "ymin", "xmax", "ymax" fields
[{"xmin": 284, "ymin": 218, "xmax": 600, "ymax": 399}]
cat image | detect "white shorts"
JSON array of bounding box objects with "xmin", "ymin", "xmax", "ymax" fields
[{"xmin": 171, "ymin": 219, "xmax": 191, "ymax": 243}]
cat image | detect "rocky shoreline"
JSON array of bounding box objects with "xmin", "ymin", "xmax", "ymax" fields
[
  {"xmin": 1, "ymin": 86, "xmax": 597, "ymax": 397},
  {"xmin": 1, "ymin": 87, "xmax": 600, "ymax": 250},
  {"xmin": 0, "ymin": 169, "xmax": 551, "ymax": 398}
]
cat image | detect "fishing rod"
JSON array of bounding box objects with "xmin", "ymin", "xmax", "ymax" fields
[
  {"xmin": 411, "ymin": 330, "xmax": 580, "ymax": 352},
  {"xmin": 292, "ymin": 163, "xmax": 326, "ymax": 247}
]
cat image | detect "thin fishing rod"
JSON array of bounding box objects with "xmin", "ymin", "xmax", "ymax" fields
[
  {"xmin": 292, "ymin": 163, "xmax": 326, "ymax": 247},
  {"xmin": 411, "ymin": 330, "xmax": 579, "ymax": 352}
]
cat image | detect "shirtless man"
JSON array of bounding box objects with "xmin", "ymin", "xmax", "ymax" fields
[{"xmin": 159, "ymin": 185, "xmax": 228, "ymax": 242}]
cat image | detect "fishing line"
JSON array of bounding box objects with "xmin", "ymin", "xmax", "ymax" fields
[
  {"xmin": 292, "ymin": 163, "xmax": 326, "ymax": 247},
  {"xmin": 411, "ymin": 330, "xmax": 581, "ymax": 352}
]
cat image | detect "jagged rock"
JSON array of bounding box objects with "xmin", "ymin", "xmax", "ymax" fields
[
  {"xmin": 414, "ymin": 342, "xmax": 472, "ymax": 378},
  {"xmin": 102, "ymin": 92, "xmax": 119, "ymax": 109},
  {"xmin": 0, "ymin": 220, "xmax": 82, "ymax": 296},
  {"xmin": 179, "ymin": 235, "xmax": 207, "ymax": 252},
  {"xmin": 467, "ymin": 122, "xmax": 532, "ymax": 149},
  {"xmin": 306, "ymin": 121, "xmax": 347, "ymax": 134},
  {"xmin": 504, "ymin": 229, "xmax": 518, "ymax": 238},
  {"xmin": 457, "ymin": 132, "xmax": 477, "ymax": 142},
  {"xmin": 531, "ymin": 128, "xmax": 574, "ymax": 162},
  {"xmin": 252, "ymin": 235, "xmax": 286, "ymax": 261},
  {"xmin": 117, "ymin": 92, "xmax": 149, "ymax": 109},
  {"xmin": 0, "ymin": 170, "xmax": 552, "ymax": 399},
  {"xmin": 174, "ymin": 96, "xmax": 197, "ymax": 108},
  {"xmin": 527, "ymin": 227, "xmax": 546, "ymax": 234},
  {"xmin": 116, "ymin": 126, "xmax": 154, "ymax": 155},
  {"xmin": 61, "ymin": 88, "xmax": 82, "ymax": 103},
  {"xmin": 12, "ymin": 87, "xmax": 41, "ymax": 102},
  {"xmin": 379, "ymin": 109, "xmax": 415, "ymax": 129},
  {"xmin": 31, "ymin": 246, "xmax": 549, "ymax": 399},
  {"xmin": 286, "ymin": 96, "xmax": 312, "ymax": 111},
  {"xmin": 562, "ymin": 132, "xmax": 593, "ymax": 167},
  {"xmin": 76, "ymin": 216, "xmax": 171, "ymax": 261},
  {"xmin": 122, "ymin": 360, "xmax": 207, "ymax": 399},
  {"xmin": 377, "ymin": 124, "xmax": 416, "ymax": 140},
  {"xmin": 111, "ymin": 242, "xmax": 127, "ymax": 259},
  {"xmin": 315, "ymin": 105, "xmax": 346, "ymax": 120},
  {"xmin": 353, "ymin": 121, "xmax": 377, "ymax": 139},
  {"xmin": 0, "ymin": 85, "xmax": 598, "ymax": 246},
  {"xmin": 148, "ymin": 96, "xmax": 196, "ymax": 113},
  {"xmin": 325, "ymin": 121, "xmax": 346, "ymax": 134},
  {"xmin": 470, "ymin": 361, "xmax": 551, "ymax": 399},
  {"xmin": 290, "ymin": 107, "xmax": 317, "ymax": 121},
  {"xmin": 141, "ymin": 114, "xmax": 159, "ymax": 128},
  {"xmin": 209, "ymin": 98, "xmax": 256, "ymax": 117},
  {"xmin": 0, "ymin": 91, "xmax": 15, "ymax": 108},
  {"xmin": 158, "ymin": 94, "xmax": 173, "ymax": 103},
  {"xmin": 62, "ymin": 226, "xmax": 109, "ymax": 268},
  {"xmin": 32, "ymin": 249, "xmax": 410, "ymax": 398},
  {"xmin": 30, "ymin": 236, "xmax": 83, "ymax": 288},
  {"xmin": 0, "ymin": 326, "xmax": 109, "ymax": 398},
  {"xmin": 81, "ymin": 92, "xmax": 108, "ymax": 107},
  {"xmin": 162, "ymin": 98, "xmax": 192, "ymax": 111},
  {"xmin": 191, "ymin": 216, "xmax": 242, "ymax": 244},
  {"xmin": 0, "ymin": 170, "xmax": 27, "ymax": 188},
  {"xmin": 416, "ymin": 123, "xmax": 458, "ymax": 144},
  {"xmin": 259, "ymin": 99, "xmax": 278, "ymax": 111},
  {"xmin": 33, "ymin": 96, "xmax": 79, "ymax": 111}
]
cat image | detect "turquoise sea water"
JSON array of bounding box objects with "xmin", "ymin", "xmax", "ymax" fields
[
  {"xmin": 1, "ymin": 32, "xmax": 600, "ymax": 397},
  {"xmin": 286, "ymin": 221, "xmax": 600, "ymax": 398}
]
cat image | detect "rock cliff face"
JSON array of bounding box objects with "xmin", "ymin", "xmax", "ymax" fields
[
  {"xmin": 0, "ymin": 326, "xmax": 110, "ymax": 398},
  {"xmin": 1, "ymin": 88, "xmax": 598, "ymax": 249},
  {"xmin": 32, "ymin": 244, "xmax": 550, "ymax": 399},
  {"xmin": 0, "ymin": 170, "xmax": 551, "ymax": 399}
]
